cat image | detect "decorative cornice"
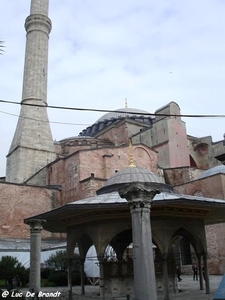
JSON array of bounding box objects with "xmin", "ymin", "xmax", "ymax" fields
[
  {"xmin": 61, "ymin": 209, "xmax": 129, "ymax": 225},
  {"xmin": 25, "ymin": 14, "xmax": 52, "ymax": 35},
  {"xmin": 152, "ymin": 206, "xmax": 210, "ymax": 217}
]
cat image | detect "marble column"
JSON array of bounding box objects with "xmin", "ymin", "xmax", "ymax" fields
[
  {"xmin": 203, "ymin": 253, "xmax": 210, "ymax": 294},
  {"xmin": 119, "ymin": 184, "xmax": 159, "ymax": 300},
  {"xmin": 197, "ymin": 254, "xmax": 204, "ymax": 290},
  {"xmin": 162, "ymin": 254, "xmax": 169, "ymax": 300},
  {"xmin": 25, "ymin": 219, "xmax": 46, "ymax": 293},
  {"xmin": 67, "ymin": 258, "xmax": 73, "ymax": 300},
  {"xmin": 80, "ymin": 259, "xmax": 85, "ymax": 295},
  {"xmin": 98, "ymin": 257, "xmax": 105, "ymax": 300}
]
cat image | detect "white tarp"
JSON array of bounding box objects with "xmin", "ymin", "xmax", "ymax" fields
[
  {"xmin": 84, "ymin": 246, "xmax": 99, "ymax": 277},
  {"xmin": 0, "ymin": 246, "xmax": 100, "ymax": 278}
]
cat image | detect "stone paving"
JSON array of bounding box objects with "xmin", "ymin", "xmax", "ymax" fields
[
  {"xmin": 158, "ymin": 275, "xmax": 223, "ymax": 300},
  {"xmin": 77, "ymin": 275, "xmax": 222, "ymax": 299},
  {"xmin": 17, "ymin": 275, "xmax": 223, "ymax": 299}
]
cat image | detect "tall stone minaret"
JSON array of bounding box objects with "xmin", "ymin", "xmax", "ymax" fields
[{"xmin": 6, "ymin": 0, "xmax": 56, "ymax": 184}]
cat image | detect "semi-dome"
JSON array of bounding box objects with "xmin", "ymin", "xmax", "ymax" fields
[
  {"xmin": 95, "ymin": 108, "xmax": 150, "ymax": 123},
  {"xmin": 97, "ymin": 166, "xmax": 173, "ymax": 195},
  {"xmin": 79, "ymin": 107, "xmax": 153, "ymax": 137},
  {"xmin": 199, "ymin": 165, "xmax": 225, "ymax": 179}
]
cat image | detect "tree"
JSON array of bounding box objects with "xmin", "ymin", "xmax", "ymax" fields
[
  {"xmin": 0, "ymin": 41, "xmax": 4, "ymax": 54},
  {"xmin": 45, "ymin": 250, "xmax": 80, "ymax": 271},
  {"xmin": 44, "ymin": 250, "xmax": 81, "ymax": 286},
  {"xmin": 0, "ymin": 256, "xmax": 26, "ymax": 284}
]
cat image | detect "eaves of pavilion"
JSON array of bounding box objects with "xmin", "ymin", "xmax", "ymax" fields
[{"xmin": 24, "ymin": 191, "xmax": 225, "ymax": 233}]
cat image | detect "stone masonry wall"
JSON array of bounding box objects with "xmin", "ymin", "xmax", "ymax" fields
[
  {"xmin": 174, "ymin": 174, "xmax": 225, "ymax": 199},
  {"xmin": 95, "ymin": 121, "xmax": 129, "ymax": 146},
  {"xmin": 48, "ymin": 144, "xmax": 158, "ymax": 204},
  {"xmin": 164, "ymin": 167, "xmax": 204, "ymax": 186},
  {"xmin": 0, "ymin": 182, "xmax": 61, "ymax": 239}
]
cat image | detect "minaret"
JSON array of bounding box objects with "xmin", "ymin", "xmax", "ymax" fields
[{"xmin": 6, "ymin": 0, "xmax": 56, "ymax": 184}]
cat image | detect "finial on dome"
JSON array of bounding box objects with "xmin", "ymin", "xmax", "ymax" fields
[
  {"xmin": 125, "ymin": 98, "xmax": 128, "ymax": 108},
  {"xmin": 129, "ymin": 139, "xmax": 136, "ymax": 168}
]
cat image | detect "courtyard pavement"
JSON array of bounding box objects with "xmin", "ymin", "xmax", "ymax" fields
[
  {"xmin": 158, "ymin": 274, "xmax": 223, "ymax": 300},
  {"xmin": 16, "ymin": 275, "xmax": 223, "ymax": 299}
]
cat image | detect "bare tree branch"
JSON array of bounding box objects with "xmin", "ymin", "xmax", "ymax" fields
[{"xmin": 0, "ymin": 41, "xmax": 5, "ymax": 55}]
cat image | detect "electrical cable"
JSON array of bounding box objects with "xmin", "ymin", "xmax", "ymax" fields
[
  {"xmin": 0, "ymin": 110, "xmax": 91, "ymax": 126},
  {"xmin": 1, "ymin": 99, "xmax": 225, "ymax": 118}
]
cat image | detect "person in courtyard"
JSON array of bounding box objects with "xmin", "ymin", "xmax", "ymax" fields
[{"xmin": 192, "ymin": 264, "xmax": 198, "ymax": 280}]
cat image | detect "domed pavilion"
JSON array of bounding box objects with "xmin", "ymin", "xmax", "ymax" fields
[{"xmin": 25, "ymin": 164, "xmax": 225, "ymax": 299}]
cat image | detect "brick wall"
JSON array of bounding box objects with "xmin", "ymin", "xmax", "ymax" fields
[
  {"xmin": 0, "ymin": 182, "xmax": 61, "ymax": 238},
  {"xmin": 48, "ymin": 144, "xmax": 158, "ymax": 204}
]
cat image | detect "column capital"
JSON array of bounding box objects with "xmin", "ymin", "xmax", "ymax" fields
[
  {"xmin": 119, "ymin": 182, "xmax": 160, "ymax": 209},
  {"xmin": 25, "ymin": 218, "xmax": 46, "ymax": 233}
]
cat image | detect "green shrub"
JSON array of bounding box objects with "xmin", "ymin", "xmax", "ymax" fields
[
  {"xmin": 48, "ymin": 271, "xmax": 67, "ymax": 286},
  {"xmin": 44, "ymin": 250, "xmax": 80, "ymax": 272},
  {"xmin": 48, "ymin": 271, "xmax": 81, "ymax": 286},
  {"xmin": 41, "ymin": 267, "xmax": 51, "ymax": 279},
  {"xmin": 0, "ymin": 256, "xmax": 26, "ymax": 285},
  {"xmin": 41, "ymin": 278, "xmax": 56, "ymax": 287},
  {"xmin": 20, "ymin": 270, "xmax": 29, "ymax": 287},
  {"xmin": 44, "ymin": 251, "xmax": 82, "ymax": 286}
]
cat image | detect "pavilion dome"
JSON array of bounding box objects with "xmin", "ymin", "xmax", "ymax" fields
[
  {"xmin": 97, "ymin": 166, "xmax": 173, "ymax": 195},
  {"xmin": 199, "ymin": 165, "xmax": 225, "ymax": 179},
  {"xmin": 106, "ymin": 167, "xmax": 163, "ymax": 186}
]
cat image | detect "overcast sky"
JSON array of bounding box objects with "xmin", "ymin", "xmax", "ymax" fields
[{"xmin": 1, "ymin": 0, "xmax": 225, "ymax": 176}]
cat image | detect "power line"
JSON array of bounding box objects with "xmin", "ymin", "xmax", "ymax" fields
[
  {"xmin": 1, "ymin": 98, "xmax": 225, "ymax": 118},
  {"xmin": 0, "ymin": 110, "xmax": 91, "ymax": 126}
]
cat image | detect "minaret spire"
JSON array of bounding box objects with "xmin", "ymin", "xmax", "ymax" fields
[{"xmin": 6, "ymin": 0, "xmax": 56, "ymax": 184}]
